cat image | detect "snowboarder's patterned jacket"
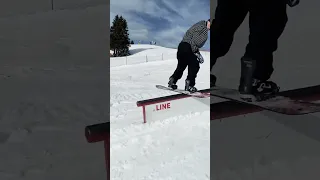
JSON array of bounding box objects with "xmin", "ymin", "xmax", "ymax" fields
[{"xmin": 181, "ymin": 20, "xmax": 209, "ymax": 53}]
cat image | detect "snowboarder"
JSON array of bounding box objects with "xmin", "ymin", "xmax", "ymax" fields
[
  {"xmin": 168, "ymin": 19, "xmax": 211, "ymax": 93},
  {"xmin": 210, "ymin": 0, "xmax": 299, "ymax": 101}
]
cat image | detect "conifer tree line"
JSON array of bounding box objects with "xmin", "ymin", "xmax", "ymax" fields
[{"xmin": 110, "ymin": 15, "xmax": 131, "ymax": 57}]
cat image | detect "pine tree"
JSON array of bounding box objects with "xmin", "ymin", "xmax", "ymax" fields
[
  {"xmin": 110, "ymin": 15, "xmax": 119, "ymax": 55},
  {"xmin": 130, "ymin": 40, "xmax": 134, "ymax": 44},
  {"xmin": 110, "ymin": 15, "xmax": 131, "ymax": 57}
]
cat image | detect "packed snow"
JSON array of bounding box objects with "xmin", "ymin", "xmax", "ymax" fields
[
  {"xmin": 110, "ymin": 44, "xmax": 185, "ymax": 67},
  {"xmin": 2, "ymin": 1, "xmax": 320, "ymax": 179},
  {"xmin": 110, "ymin": 40, "xmax": 320, "ymax": 180},
  {"xmin": 126, "ymin": 44, "xmax": 177, "ymax": 56},
  {"xmin": 110, "ymin": 44, "xmax": 211, "ymax": 179},
  {"xmin": 0, "ymin": 5, "xmax": 108, "ymax": 180}
]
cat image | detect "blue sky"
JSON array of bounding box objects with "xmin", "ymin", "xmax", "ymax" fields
[{"xmin": 110, "ymin": 0, "xmax": 210, "ymax": 50}]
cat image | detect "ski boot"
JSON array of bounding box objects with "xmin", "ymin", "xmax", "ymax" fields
[
  {"xmin": 185, "ymin": 80, "xmax": 198, "ymax": 93},
  {"xmin": 238, "ymin": 57, "xmax": 279, "ymax": 102},
  {"xmin": 168, "ymin": 77, "xmax": 178, "ymax": 90}
]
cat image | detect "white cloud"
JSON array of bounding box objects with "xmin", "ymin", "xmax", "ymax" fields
[{"xmin": 110, "ymin": 0, "xmax": 210, "ymax": 49}]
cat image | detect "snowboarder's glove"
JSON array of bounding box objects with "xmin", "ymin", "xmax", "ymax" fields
[
  {"xmin": 195, "ymin": 52, "xmax": 204, "ymax": 64},
  {"xmin": 287, "ymin": 0, "xmax": 299, "ymax": 7}
]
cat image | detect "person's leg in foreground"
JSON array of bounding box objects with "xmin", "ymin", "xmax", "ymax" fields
[
  {"xmin": 238, "ymin": 0, "xmax": 288, "ymax": 101},
  {"xmin": 211, "ymin": 0, "xmax": 296, "ymax": 101},
  {"xmin": 210, "ymin": 0, "xmax": 248, "ymax": 87}
]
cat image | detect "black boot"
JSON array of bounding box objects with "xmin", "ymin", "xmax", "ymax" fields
[
  {"xmin": 168, "ymin": 77, "xmax": 178, "ymax": 90},
  {"xmin": 211, "ymin": 74, "xmax": 217, "ymax": 87},
  {"xmin": 238, "ymin": 57, "xmax": 279, "ymax": 102},
  {"xmin": 210, "ymin": 56, "xmax": 218, "ymax": 88},
  {"xmin": 185, "ymin": 80, "xmax": 198, "ymax": 93},
  {"xmin": 238, "ymin": 57, "xmax": 257, "ymax": 102}
]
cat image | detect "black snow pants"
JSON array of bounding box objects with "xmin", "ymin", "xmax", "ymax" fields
[
  {"xmin": 210, "ymin": 0, "xmax": 288, "ymax": 81},
  {"xmin": 171, "ymin": 42, "xmax": 200, "ymax": 87}
]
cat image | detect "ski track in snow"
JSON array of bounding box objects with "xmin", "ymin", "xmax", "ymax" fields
[{"xmin": 110, "ymin": 45, "xmax": 210, "ymax": 179}]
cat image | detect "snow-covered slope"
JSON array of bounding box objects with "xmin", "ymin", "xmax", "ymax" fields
[
  {"xmin": 110, "ymin": 44, "xmax": 211, "ymax": 179},
  {"xmin": 127, "ymin": 44, "xmax": 177, "ymax": 56},
  {"xmin": 110, "ymin": 44, "xmax": 210, "ymax": 67},
  {"xmin": 0, "ymin": 5, "xmax": 108, "ymax": 180}
]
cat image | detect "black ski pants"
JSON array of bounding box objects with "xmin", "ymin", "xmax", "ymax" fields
[
  {"xmin": 211, "ymin": 0, "xmax": 288, "ymax": 81},
  {"xmin": 171, "ymin": 42, "xmax": 200, "ymax": 87}
]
